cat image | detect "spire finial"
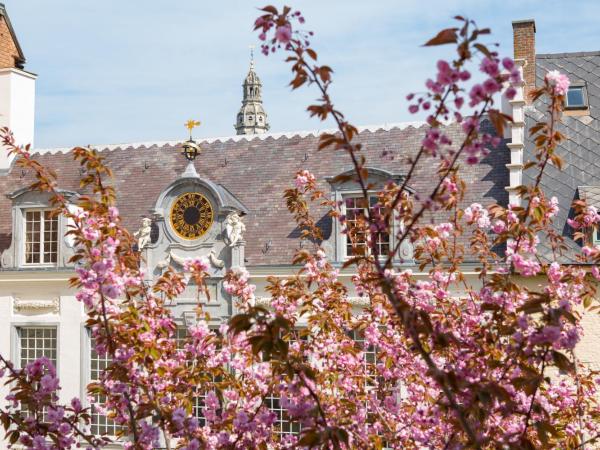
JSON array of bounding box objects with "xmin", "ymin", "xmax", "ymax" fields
[{"xmin": 235, "ymin": 47, "xmax": 269, "ymax": 135}]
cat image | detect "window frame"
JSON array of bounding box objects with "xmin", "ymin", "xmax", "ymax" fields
[
  {"xmin": 264, "ymin": 328, "xmax": 307, "ymax": 438},
  {"xmin": 175, "ymin": 323, "xmax": 225, "ymax": 427},
  {"xmin": 2, "ymin": 188, "xmax": 77, "ymax": 269},
  {"xmin": 22, "ymin": 207, "xmax": 59, "ymax": 266},
  {"xmin": 13, "ymin": 324, "xmax": 59, "ymax": 370},
  {"xmin": 565, "ymin": 84, "xmax": 588, "ymax": 110},
  {"xmin": 341, "ymin": 193, "xmax": 393, "ymax": 260},
  {"xmin": 592, "ymin": 227, "xmax": 600, "ymax": 246},
  {"xmin": 11, "ymin": 324, "xmax": 59, "ymax": 421},
  {"xmin": 84, "ymin": 328, "xmax": 123, "ymax": 438},
  {"xmin": 327, "ymin": 169, "xmax": 413, "ymax": 264}
]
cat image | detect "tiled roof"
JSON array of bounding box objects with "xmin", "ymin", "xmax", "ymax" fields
[
  {"xmin": 32, "ymin": 122, "xmax": 428, "ymax": 155},
  {"xmin": 0, "ymin": 122, "xmax": 509, "ymax": 267},
  {"xmin": 523, "ymin": 52, "xmax": 600, "ymax": 262},
  {"xmin": 578, "ymin": 186, "xmax": 600, "ymax": 209}
]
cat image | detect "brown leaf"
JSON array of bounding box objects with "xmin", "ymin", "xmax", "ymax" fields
[
  {"xmin": 423, "ymin": 28, "xmax": 458, "ymax": 46},
  {"xmin": 260, "ymin": 5, "xmax": 278, "ymax": 14},
  {"xmin": 487, "ymin": 109, "xmax": 512, "ymax": 137},
  {"xmin": 474, "ymin": 43, "xmax": 493, "ymax": 59},
  {"xmin": 552, "ymin": 350, "xmax": 574, "ymax": 373}
]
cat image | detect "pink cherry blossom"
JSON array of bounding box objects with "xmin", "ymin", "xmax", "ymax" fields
[{"xmin": 545, "ymin": 70, "xmax": 570, "ymax": 96}]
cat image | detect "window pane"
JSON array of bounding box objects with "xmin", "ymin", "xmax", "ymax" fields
[
  {"xmin": 89, "ymin": 336, "xmax": 121, "ymax": 436},
  {"xmin": 24, "ymin": 210, "xmax": 58, "ymax": 265},
  {"xmin": 18, "ymin": 327, "xmax": 57, "ymax": 368},
  {"xmin": 567, "ymin": 87, "xmax": 585, "ymax": 107},
  {"xmin": 344, "ymin": 195, "xmax": 391, "ymax": 257},
  {"xmin": 18, "ymin": 327, "xmax": 57, "ymax": 420},
  {"xmin": 265, "ymin": 395, "xmax": 301, "ymax": 437}
]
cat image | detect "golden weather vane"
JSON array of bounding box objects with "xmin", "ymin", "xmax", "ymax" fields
[
  {"xmin": 185, "ymin": 119, "xmax": 201, "ymax": 140},
  {"xmin": 181, "ymin": 119, "xmax": 202, "ymax": 161}
]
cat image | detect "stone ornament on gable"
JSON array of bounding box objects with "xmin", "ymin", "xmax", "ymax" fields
[
  {"xmin": 255, "ymin": 296, "xmax": 370, "ymax": 307},
  {"xmin": 224, "ymin": 212, "xmax": 245, "ymax": 246},
  {"xmin": 134, "ymin": 217, "xmax": 152, "ymax": 250},
  {"xmin": 0, "ymin": 250, "xmax": 12, "ymax": 268},
  {"xmin": 13, "ymin": 297, "xmax": 60, "ymax": 314},
  {"xmin": 157, "ymin": 249, "xmax": 225, "ymax": 270}
]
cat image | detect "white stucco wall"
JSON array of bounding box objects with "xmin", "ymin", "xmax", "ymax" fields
[{"xmin": 0, "ymin": 274, "xmax": 84, "ymax": 450}]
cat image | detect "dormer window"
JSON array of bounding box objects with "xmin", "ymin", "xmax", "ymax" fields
[
  {"xmin": 24, "ymin": 209, "xmax": 58, "ymax": 264},
  {"xmin": 1, "ymin": 188, "xmax": 78, "ymax": 269},
  {"xmin": 327, "ymin": 168, "xmax": 414, "ymax": 263},
  {"xmin": 566, "ymin": 85, "xmax": 587, "ymax": 109}
]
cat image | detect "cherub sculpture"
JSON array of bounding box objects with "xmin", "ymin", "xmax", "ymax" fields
[
  {"xmin": 224, "ymin": 212, "xmax": 245, "ymax": 246},
  {"xmin": 134, "ymin": 217, "xmax": 152, "ymax": 250}
]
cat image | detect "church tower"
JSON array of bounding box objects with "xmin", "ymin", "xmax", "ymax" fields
[{"xmin": 235, "ymin": 49, "xmax": 269, "ymax": 135}]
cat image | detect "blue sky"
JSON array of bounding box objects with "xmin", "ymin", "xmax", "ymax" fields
[{"xmin": 5, "ymin": 0, "xmax": 600, "ymax": 148}]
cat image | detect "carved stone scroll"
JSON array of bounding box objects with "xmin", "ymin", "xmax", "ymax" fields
[{"xmin": 13, "ymin": 297, "xmax": 60, "ymax": 314}]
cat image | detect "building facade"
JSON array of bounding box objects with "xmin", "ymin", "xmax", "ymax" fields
[{"xmin": 0, "ymin": 4, "xmax": 599, "ymax": 446}]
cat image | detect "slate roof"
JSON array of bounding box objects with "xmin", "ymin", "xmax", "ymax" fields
[
  {"xmin": 0, "ymin": 122, "xmax": 509, "ymax": 268},
  {"xmin": 523, "ymin": 51, "xmax": 600, "ymax": 263},
  {"xmin": 579, "ymin": 186, "xmax": 600, "ymax": 209}
]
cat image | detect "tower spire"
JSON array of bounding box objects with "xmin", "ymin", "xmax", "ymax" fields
[{"xmin": 234, "ymin": 47, "xmax": 269, "ymax": 135}]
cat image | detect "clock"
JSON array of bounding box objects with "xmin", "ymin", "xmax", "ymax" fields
[{"xmin": 170, "ymin": 192, "xmax": 214, "ymax": 240}]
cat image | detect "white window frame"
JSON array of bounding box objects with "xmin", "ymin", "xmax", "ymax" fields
[
  {"xmin": 12, "ymin": 324, "xmax": 59, "ymax": 421},
  {"xmin": 22, "ymin": 208, "xmax": 59, "ymax": 266},
  {"xmin": 85, "ymin": 329, "xmax": 122, "ymax": 437},
  {"xmin": 264, "ymin": 328, "xmax": 307, "ymax": 438},
  {"xmin": 14, "ymin": 325, "xmax": 59, "ymax": 370},
  {"xmin": 340, "ymin": 191, "xmax": 394, "ymax": 260},
  {"xmin": 264, "ymin": 395, "xmax": 302, "ymax": 437},
  {"xmin": 176, "ymin": 324, "xmax": 223, "ymax": 427}
]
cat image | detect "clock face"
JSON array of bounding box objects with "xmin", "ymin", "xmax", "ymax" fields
[{"xmin": 170, "ymin": 192, "xmax": 214, "ymax": 240}]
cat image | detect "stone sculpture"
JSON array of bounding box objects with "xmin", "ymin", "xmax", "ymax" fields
[
  {"xmin": 224, "ymin": 212, "xmax": 245, "ymax": 246},
  {"xmin": 134, "ymin": 217, "xmax": 152, "ymax": 250}
]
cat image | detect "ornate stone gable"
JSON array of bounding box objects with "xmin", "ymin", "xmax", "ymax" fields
[{"xmin": 142, "ymin": 162, "xmax": 248, "ymax": 324}]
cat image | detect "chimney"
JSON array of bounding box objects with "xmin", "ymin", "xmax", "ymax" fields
[
  {"xmin": 0, "ymin": 3, "xmax": 36, "ymax": 172},
  {"xmin": 512, "ymin": 19, "xmax": 536, "ymax": 103}
]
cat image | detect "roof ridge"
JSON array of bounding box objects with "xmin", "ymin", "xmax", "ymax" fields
[
  {"xmin": 537, "ymin": 51, "xmax": 600, "ymax": 59},
  {"xmin": 32, "ymin": 121, "xmax": 431, "ymax": 155}
]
